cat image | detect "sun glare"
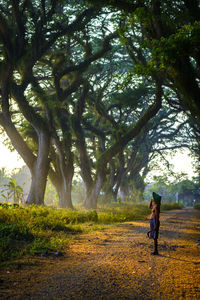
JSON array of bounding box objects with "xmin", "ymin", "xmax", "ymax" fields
[
  {"xmin": 169, "ymin": 151, "xmax": 195, "ymax": 177},
  {"xmin": 0, "ymin": 142, "xmax": 25, "ymax": 174}
]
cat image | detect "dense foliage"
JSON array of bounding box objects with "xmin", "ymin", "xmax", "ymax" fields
[{"xmin": 0, "ymin": 0, "xmax": 199, "ymax": 208}]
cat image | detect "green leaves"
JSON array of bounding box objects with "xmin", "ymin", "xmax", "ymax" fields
[
  {"xmin": 151, "ymin": 21, "xmax": 200, "ymax": 68},
  {"xmin": 109, "ymin": 85, "xmax": 150, "ymax": 108},
  {"xmin": 1, "ymin": 178, "xmax": 24, "ymax": 203}
]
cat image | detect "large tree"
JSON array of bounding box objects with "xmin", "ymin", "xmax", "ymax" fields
[
  {"xmin": 0, "ymin": 0, "xmax": 100, "ymax": 205},
  {"xmin": 88, "ymin": 0, "xmax": 200, "ymax": 122},
  {"xmin": 71, "ymin": 64, "xmax": 163, "ymax": 208},
  {"xmin": 1, "ymin": 0, "xmax": 198, "ymax": 209}
]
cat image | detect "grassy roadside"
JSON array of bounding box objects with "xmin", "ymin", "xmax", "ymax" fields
[
  {"xmin": 0, "ymin": 202, "xmax": 183, "ymax": 266},
  {"xmin": 194, "ymin": 203, "xmax": 200, "ymax": 210}
]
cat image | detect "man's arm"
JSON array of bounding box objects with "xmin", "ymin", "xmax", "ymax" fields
[
  {"xmin": 155, "ymin": 206, "xmax": 160, "ymax": 230},
  {"xmin": 149, "ymin": 199, "xmax": 153, "ymax": 209}
]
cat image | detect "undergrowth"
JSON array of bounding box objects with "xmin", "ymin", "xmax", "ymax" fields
[
  {"xmin": 160, "ymin": 203, "xmax": 184, "ymax": 211},
  {"xmin": 0, "ymin": 202, "xmax": 183, "ymax": 265},
  {"xmin": 194, "ymin": 203, "xmax": 200, "ymax": 210}
]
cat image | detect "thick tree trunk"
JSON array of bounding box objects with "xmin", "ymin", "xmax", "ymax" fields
[
  {"xmin": 51, "ymin": 135, "xmax": 74, "ymax": 209},
  {"xmin": 72, "ymin": 118, "xmax": 93, "ymax": 189},
  {"xmin": 49, "ymin": 164, "xmax": 74, "ymax": 209},
  {"xmin": 119, "ymin": 185, "xmax": 127, "ymax": 202},
  {"xmin": 105, "ymin": 157, "xmax": 124, "ymax": 202},
  {"xmin": 58, "ymin": 165, "xmax": 74, "ymax": 209},
  {"xmin": 9, "ymin": 80, "xmax": 52, "ymax": 205},
  {"xmin": 58, "ymin": 180, "xmax": 73, "ymax": 208},
  {"xmin": 85, "ymin": 171, "xmax": 104, "ymax": 209},
  {"xmin": 0, "ymin": 78, "xmax": 50, "ymax": 205},
  {"xmin": 72, "ymin": 118, "xmax": 95, "ymax": 208},
  {"xmin": 0, "ymin": 114, "xmax": 50, "ymax": 205},
  {"xmin": 26, "ymin": 131, "xmax": 50, "ymax": 205},
  {"xmin": 104, "ymin": 185, "xmax": 118, "ymax": 202},
  {"xmin": 0, "ymin": 114, "xmax": 36, "ymax": 170}
]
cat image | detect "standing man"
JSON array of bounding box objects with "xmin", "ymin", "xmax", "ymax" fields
[{"xmin": 149, "ymin": 192, "xmax": 161, "ymax": 255}]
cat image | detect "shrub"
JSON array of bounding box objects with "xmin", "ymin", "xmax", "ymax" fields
[
  {"xmin": 0, "ymin": 223, "xmax": 34, "ymax": 262},
  {"xmin": 0, "ymin": 203, "xmax": 21, "ymax": 209},
  {"xmin": 98, "ymin": 203, "xmax": 150, "ymax": 223},
  {"xmin": 194, "ymin": 203, "xmax": 200, "ymax": 210},
  {"xmin": 161, "ymin": 202, "xmax": 184, "ymax": 211},
  {"xmin": 0, "ymin": 223, "xmax": 34, "ymax": 241}
]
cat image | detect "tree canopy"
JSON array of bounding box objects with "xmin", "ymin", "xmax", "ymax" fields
[{"xmin": 0, "ymin": 0, "xmax": 199, "ymax": 208}]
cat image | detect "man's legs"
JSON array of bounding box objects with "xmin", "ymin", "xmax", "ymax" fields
[
  {"xmin": 152, "ymin": 238, "xmax": 159, "ymax": 255},
  {"xmin": 154, "ymin": 238, "xmax": 158, "ymax": 254},
  {"xmin": 152, "ymin": 221, "xmax": 160, "ymax": 255}
]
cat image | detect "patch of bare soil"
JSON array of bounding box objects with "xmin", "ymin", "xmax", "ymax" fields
[{"xmin": 0, "ymin": 208, "xmax": 200, "ymax": 299}]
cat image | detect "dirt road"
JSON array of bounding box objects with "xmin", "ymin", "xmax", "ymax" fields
[{"xmin": 0, "ymin": 208, "xmax": 200, "ymax": 299}]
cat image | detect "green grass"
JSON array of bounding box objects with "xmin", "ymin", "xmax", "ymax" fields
[
  {"xmin": 160, "ymin": 202, "xmax": 184, "ymax": 211},
  {"xmin": 97, "ymin": 203, "xmax": 150, "ymax": 223},
  {"xmin": 194, "ymin": 203, "xmax": 200, "ymax": 210},
  {"xmin": 0, "ymin": 201, "xmax": 183, "ymax": 265}
]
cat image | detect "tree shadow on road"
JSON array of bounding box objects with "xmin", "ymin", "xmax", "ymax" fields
[
  {"xmin": 158, "ymin": 254, "xmax": 200, "ymax": 264},
  {"xmin": 160, "ymin": 229, "xmax": 200, "ymax": 242}
]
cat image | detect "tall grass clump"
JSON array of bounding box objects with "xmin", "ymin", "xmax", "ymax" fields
[
  {"xmin": 0, "ymin": 204, "xmax": 98, "ymax": 264},
  {"xmin": 160, "ymin": 202, "xmax": 184, "ymax": 211},
  {"xmin": 0, "ymin": 223, "xmax": 34, "ymax": 262},
  {"xmin": 98, "ymin": 203, "xmax": 150, "ymax": 223}
]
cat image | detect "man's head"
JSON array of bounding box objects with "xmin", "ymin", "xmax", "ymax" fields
[{"xmin": 152, "ymin": 192, "xmax": 161, "ymax": 206}]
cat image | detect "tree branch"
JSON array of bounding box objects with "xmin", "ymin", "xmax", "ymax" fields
[
  {"xmin": 98, "ymin": 80, "xmax": 162, "ymax": 168},
  {"xmin": 0, "ymin": 112, "xmax": 36, "ymax": 169},
  {"xmin": 59, "ymin": 31, "xmax": 118, "ymax": 77}
]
